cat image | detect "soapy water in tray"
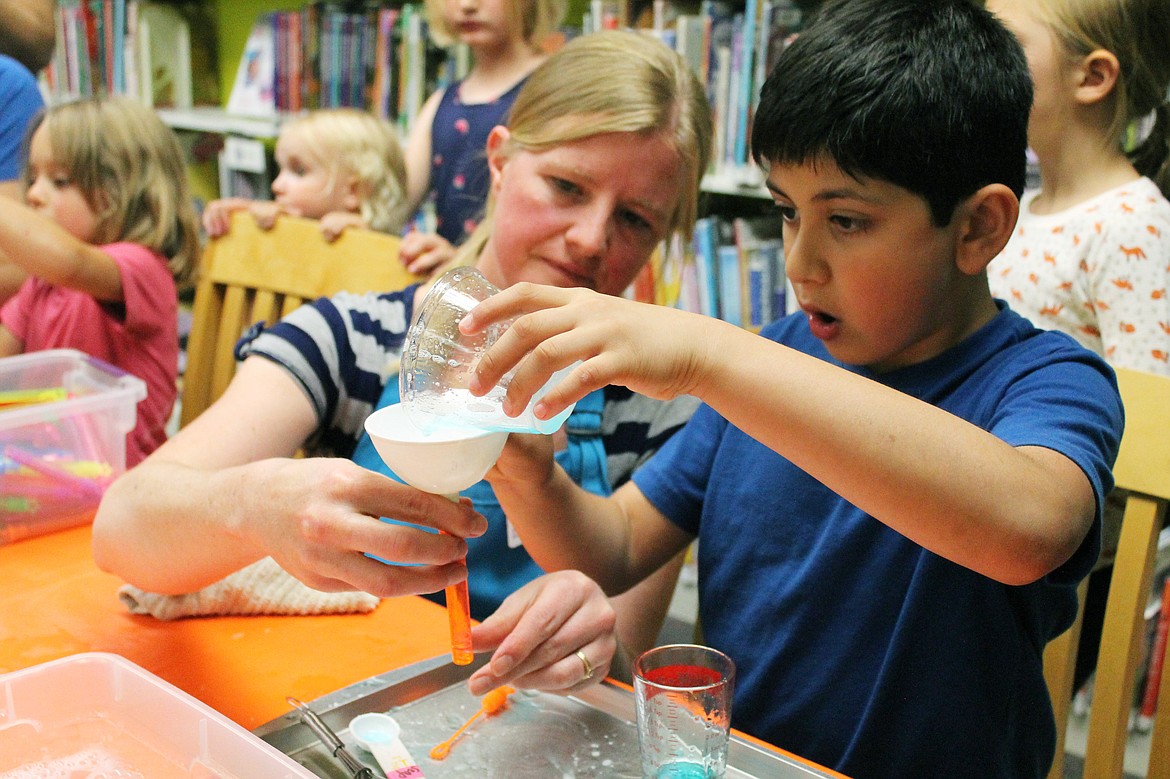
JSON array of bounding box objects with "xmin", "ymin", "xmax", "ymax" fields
[{"xmin": 373, "ymin": 686, "xmax": 642, "ymax": 778}]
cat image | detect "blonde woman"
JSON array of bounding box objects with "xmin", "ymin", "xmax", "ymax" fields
[
  {"xmin": 0, "ymin": 96, "xmax": 200, "ymax": 464},
  {"xmin": 95, "ymin": 31, "xmax": 712, "ymax": 689},
  {"xmin": 398, "ymin": 0, "xmax": 565, "ymax": 274},
  {"xmin": 203, "ymin": 108, "xmax": 409, "ymax": 242}
]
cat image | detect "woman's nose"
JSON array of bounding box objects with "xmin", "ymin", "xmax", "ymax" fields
[{"xmin": 565, "ymin": 205, "xmax": 610, "ymax": 259}]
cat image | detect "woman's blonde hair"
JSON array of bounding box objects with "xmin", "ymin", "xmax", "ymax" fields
[
  {"xmin": 30, "ymin": 96, "xmax": 200, "ymax": 287},
  {"xmin": 426, "ymin": 0, "xmax": 566, "ymax": 48},
  {"xmin": 281, "ymin": 108, "xmax": 409, "ymax": 234},
  {"xmin": 450, "ymin": 30, "xmax": 713, "ymax": 269},
  {"xmin": 1034, "ymin": 0, "xmax": 1170, "ymax": 196}
]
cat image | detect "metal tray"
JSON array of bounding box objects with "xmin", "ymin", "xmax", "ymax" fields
[{"xmin": 254, "ymin": 653, "xmax": 838, "ymax": 778}]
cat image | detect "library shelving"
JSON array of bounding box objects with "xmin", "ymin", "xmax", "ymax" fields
[{"xmin": 42, "ymin": 0, "xmax": 820, "ymax": 328}]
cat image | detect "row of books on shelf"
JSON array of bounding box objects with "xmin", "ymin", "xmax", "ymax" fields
[
  {"xmin": 662, "ymin": 0, "xmax": 804, "ymax": 172},
  {"xmin": 42, "ymin": 0, "xmax": 193, "ymax": 109},
  {"xmin": 631, "ymin": 214, "xmax": 790, "ymax": 332},
  {"xmin": 227, "ymin": 3, "xmax": 463, "ymax": 133},
  {"xmin": 41, "ymin": 0, "xmax": 803, "ymax": 195}
]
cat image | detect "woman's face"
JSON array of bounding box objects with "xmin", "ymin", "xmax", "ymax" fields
[{"xmin": 476, "ymin": 127, "xmax": 685, "ymax": 297}]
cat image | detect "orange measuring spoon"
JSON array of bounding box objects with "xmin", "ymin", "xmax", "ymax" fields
[{"xmin": 428, "ymin": 685, "xmax": 515, "ymax": 760}]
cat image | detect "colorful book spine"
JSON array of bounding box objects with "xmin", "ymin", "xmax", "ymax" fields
[{"xmin": 1136, "ymin": 578, "xmax": 1170, "ymax": 731}]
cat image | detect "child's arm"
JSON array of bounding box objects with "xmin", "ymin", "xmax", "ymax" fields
[
  {"xmin": 485, "ymin": 427, "xmax": 695, "ymax": 596},
  {"xmin": 0, "ymin": 198, "xmax": 122, "ymax": 302},
  {"xmin": 402, "ymin": 89, "xmax": 444, "ymax": 220},
  {"xmin": 468, "ymin": 284, "xmax": 1106, "ymax": 586}
]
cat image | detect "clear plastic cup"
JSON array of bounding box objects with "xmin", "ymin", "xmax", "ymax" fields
[
  {"xmin": 634, "ymin": 644, "xmax": 736, "ymax": 779},
  {"xmin": 400, "ymin": 267, "xmax": 576, "ymax": 435}
]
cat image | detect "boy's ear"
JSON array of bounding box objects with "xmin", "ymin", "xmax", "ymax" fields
[
  {"xmin": 954, "ymin": 183, "xmax": 1019, "ymax": 276},
  {"xmin": 1075, "ymin": 49, "xmax": 1120, "ymax": 106},
  {"xmin": 486, "ymin": 126, "xmax": 511, "ymax": 191}
]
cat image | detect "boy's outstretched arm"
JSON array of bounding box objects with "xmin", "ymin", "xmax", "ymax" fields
[
  {"xmin": 466, "ymin": 284, "xmax": 1104, "ymax": 586},
  {"xmin": 0, "ymin": 199, "xmax": 122, "ymax": 301},
  {"xmin": 487, "ymin": 429, "xmax": 694, "ymax": 596}
]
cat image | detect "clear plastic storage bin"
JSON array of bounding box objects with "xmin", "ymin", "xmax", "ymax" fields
[
  {"xmin": 0, "ymin": 652, "xmax": 318, "ymax": 777},
  {"xmin": 0, "ymin": 349, "xmax": 145, "ymax": 545}
]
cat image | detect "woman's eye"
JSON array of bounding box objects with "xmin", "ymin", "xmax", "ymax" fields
[
  {"xmin": 551, "ymin": 177, "xmax": 582, "ymax": 196},
  {"xmin": 619, "ymin": 209, "xmax": 651, "ymax": 231},
  {"xmin": 52, "ymin": 177, "xmax": 72, "ymax": 188}
]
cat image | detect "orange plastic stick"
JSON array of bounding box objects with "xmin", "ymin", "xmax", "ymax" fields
[
  {"xmin": 438, "ymin": 502, "xmax": 474, "ymax": 666},
  {"xmin": 429, "ymin": 686, "xmax": 514, "ymax": 760},
  {"xmin": 446, "ymin": 577, "xmax": 473, "ymax": 665}
]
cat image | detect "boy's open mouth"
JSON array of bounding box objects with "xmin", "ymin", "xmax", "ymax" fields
[
  {"xmin": 803, "ymin": 307, "xmax": 841, "ymax": 340},
  {"xmin": 810, "ymin": 310, "xmax": 837, "ymax": 326}
]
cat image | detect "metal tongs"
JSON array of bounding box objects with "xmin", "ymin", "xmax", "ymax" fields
[{"xmin": 286, "ymin": 696, "xmax": 376, "ymax": 779}]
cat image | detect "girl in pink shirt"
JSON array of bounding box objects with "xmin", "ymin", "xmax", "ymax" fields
[{"xmin": 0, "ymin": 96, "xmax": 199, "ymax": 465}]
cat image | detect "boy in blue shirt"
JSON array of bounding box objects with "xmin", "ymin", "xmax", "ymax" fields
[{"xmin": 459, "ymin": 1, "xmax": 1126, "ymax": 777}]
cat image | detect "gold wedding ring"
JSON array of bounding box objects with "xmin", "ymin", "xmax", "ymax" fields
[{"xmin": 575, "ymin": 649, "xmax": 595, "ymax": 682}]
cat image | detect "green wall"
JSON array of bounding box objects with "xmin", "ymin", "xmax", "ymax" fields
[{"xmin": 213, "ymin": 0, "xmax": 303, "ymax": 104}]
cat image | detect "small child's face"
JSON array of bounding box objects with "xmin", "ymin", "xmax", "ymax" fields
[
  {"xmin": 271, "ymin": 131, "xmax": 358, "ymax": 220},
  {"xmin": 443, "ymin": 0, "xmax": 517, "ymax": 48},
  {"xmin": 766, "ymin": 158, "xmax": 975, "ymax": 372},
  {"xmin": 24, "ymin": 125, "xmax": 100, "ymax": 244},
  {"xmin": 986, "ymin": 0, "xmax": 1069, "ymax": 151}
]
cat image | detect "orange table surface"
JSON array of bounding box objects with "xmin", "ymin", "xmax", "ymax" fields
[
  {"xmin": 0, "ymin": 523, "xmax": 453, "ymax": 730},
  {"xmin": 0, "ymin": 522, "xmax": 849, "ymax": 778}
]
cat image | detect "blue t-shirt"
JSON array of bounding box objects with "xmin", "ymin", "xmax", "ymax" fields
[
  {"xmin": 0, "ymin": 55, "xmax": 43, "ymax": 181},
  {"xmin": 632, "ymin": 303, "xmax": 1123, "ymax": 779},
  {"xmin": 429, "ymin": 78, "xmax": 526, "ymax": 245}
]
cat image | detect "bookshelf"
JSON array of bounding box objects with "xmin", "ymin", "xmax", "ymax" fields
[{"xmin": 41, "ymin": 0, "xmax": 814, "ymax": 325}]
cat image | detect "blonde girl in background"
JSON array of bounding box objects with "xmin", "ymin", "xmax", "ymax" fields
[
  {"xmin": 987, "ymin": 0, "xmax": 1170, "ymax": 694},
  {"xmin": 398, "ymin": 0, "xmax": 565, "ymax": 275},
  {"xmin": 987, "ymin": 0, "xmax": 1170, "ymax": 372},
  {"xmin": 0, "ymin": 96, "xmax": 200, "ymax": 466},
  {"xmin": 202, "ymin": 108, "xmax": 409, "ymax": 242}
]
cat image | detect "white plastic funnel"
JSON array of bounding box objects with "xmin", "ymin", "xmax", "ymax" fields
[{"xmin": 363, "ymin": 404, "xmax": 508, "ymax": 495}]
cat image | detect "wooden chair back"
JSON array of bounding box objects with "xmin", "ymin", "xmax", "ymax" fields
[
  {"xmin": 181, "ymin": 213, "xmax": 418, "ymax": 428},
  {"xmin": 1044, "ymin": 367, "xmax": 1170, "ymax": 779}
]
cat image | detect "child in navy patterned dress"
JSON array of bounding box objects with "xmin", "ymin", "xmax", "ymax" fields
[{"xmin": 398, "ymin": 0, "xmax": 565, "ymax": 275}]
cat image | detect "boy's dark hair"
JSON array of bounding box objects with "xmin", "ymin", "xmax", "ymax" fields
[{"xmin": 751, "ymin": 0, "xmax": 1031, "ymax": 226}]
